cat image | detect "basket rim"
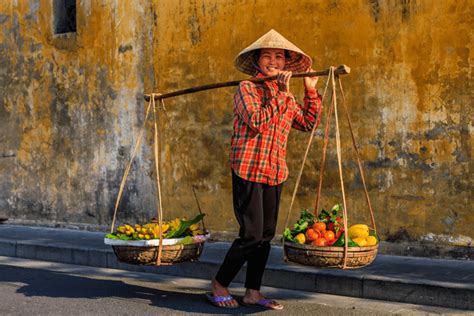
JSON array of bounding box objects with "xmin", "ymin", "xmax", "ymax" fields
[{"xmin": 284, "ymin": 241, "xmax": 378, "ymax": 252}]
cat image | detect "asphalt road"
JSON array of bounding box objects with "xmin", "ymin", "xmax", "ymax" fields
[{"xmin": 0, "ymin": 256, "xmax": 468, "ymax": 316}]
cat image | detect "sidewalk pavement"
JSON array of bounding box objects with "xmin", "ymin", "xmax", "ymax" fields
[{"xmin": 0, "ymin": 224, "xmax": 472, "ymax": 310}]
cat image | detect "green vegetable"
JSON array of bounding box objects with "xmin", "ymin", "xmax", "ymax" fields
[
  {"xmin": 283, "ymin": 209, "xmax": 316, "ymax": 242},
  {"xmin": 165, "ymin": 213, "xmax": 206, "ymax": 238},
  {"xmin": 333, "ymin": 232, "xmax": 358, "ymax": 247},
  {"xmin": 105, "ymin": 233, "xmax": 136, "ymax": 240},
  {"xmin": 318, "ymin": 203, "xmax": 342, "ymax": 223},
  {"xmin": 105, "ymin": 233, "xmax": 119, "ymax": 239},
  {"xmin": 283, "ymin": 228, "xmax": 295, "ymax": 242},
  {"xmin": 177, "ymin": 235, "xmax": 194, "ymax": 245},
  {"xmin": 117, "ymin": 233, "xmax": 134, "ymax": 240}
]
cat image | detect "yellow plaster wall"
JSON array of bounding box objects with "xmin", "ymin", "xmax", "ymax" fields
[
  {"xmin": 0, "ymin": 1, "xmax": 157, "ymax": 225},
  {"xmin": 151, "ymin": 0, "xmax": 473, "ymax": 244},
  {"xmin": 0, "ymin": 1, "xmax": 472, "ymax": 248}
]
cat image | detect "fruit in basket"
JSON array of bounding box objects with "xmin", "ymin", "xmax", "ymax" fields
[
  {"xmin": 284, "ymin": 206, "xmax": 344, "ymax": 246},
  {"xmin": 366, "ymin": 235, "xmax": 378, "ymax": 246},
  {"xmin": 324, "ymin": 230, "xmax": 335, "ymax": 241},
  {"xmin": 313, "ymin": 222, "xmax": 326, "ymax": 232},
  {"xmin": 169, "ymin": 218, "xmax": 182, "ymax": 231},
  {"xmin": 105, "ymin": 213, "xmax": 206, "ymax": 241},
  {"xmin": 305, "ymin": 228, "xmax": 320, "ymax": 241},
  {"xmin": 353, "ymin": 237, "xmax": 368, "ymax": 247},
  {"xmin": 333, "ymin": 232, "xmax": 358, "ymax": 247},
  {"xmin": 348, "ymin": 224, "xmax": 369, "ymax": 239},
  {"xmin": 295, "ymin": 233, "xmax": 306, "ymax": 244},
  {"xmin": 312, "ymin": 237, "xmax": 328, "ymax": 246}
]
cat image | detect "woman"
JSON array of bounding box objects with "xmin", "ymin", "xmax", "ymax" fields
[{"xmin": 206, "ymin": 29, "xmax": 322, "ymax": 310}]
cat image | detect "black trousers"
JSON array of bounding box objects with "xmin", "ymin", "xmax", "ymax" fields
[{"xmin": 215, "ymin": 170, "xmax": 283, "ymax": 290}]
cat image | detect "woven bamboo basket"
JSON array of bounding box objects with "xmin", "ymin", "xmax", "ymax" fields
[
  {"xmin": 112, "ymin": 240, "xmax": 205, "ymax": 266},
  {"xmin": 284, "ymin": 241, "xmax": 378, "ymax": 268}
]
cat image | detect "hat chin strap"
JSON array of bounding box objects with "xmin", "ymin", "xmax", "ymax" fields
[{"xmin": 251, "ymin": 59, "xmax": 267, "ymax": 76}]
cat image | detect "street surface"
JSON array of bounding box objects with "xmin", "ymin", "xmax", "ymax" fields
[{"xmin": 0, "ymin": 256, "xmax": 469, "ymax": 315}]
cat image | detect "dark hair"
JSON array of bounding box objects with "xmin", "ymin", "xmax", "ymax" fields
[{"xmin": 253, "ymin": 49, "xmax": 291, "ymax": 62}]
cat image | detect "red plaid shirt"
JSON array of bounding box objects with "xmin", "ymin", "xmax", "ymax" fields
[{"xmin": 230, "ymin": 73, "xmax": 323, "ymax": 185}]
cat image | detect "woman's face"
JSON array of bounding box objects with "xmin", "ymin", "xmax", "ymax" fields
[{"xmin": 257, "ymin": 48, "xmax": 286, "ymax": 76}]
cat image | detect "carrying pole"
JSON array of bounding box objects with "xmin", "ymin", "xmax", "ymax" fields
[{"xmin": 144, "ymin": 64, "xmax": 350, "ymax": 101}]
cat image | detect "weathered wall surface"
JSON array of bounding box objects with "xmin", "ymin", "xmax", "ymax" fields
[
  {"xmin": 0, "ymin": 1, "xmax": 472, "ymax": 251},
  {"xmin": 0, "ymin": 1, "xmax": 157, "ymax": 227},
  {"xmin": 152, "ymin": 0, "xmax": 473, "ymax": 248}
]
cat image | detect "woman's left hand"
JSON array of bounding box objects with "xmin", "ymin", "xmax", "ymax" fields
[{"xmin": 303, "ymin": 67, "xmax": 318, "ymax": 90}]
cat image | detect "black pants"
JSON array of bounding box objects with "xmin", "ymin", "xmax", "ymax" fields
[{"xmin": 215, "ymin": 170, "xmax": 283, "ymax": 290}]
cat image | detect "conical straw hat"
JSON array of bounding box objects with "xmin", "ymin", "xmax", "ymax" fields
[{"xmin": 234, "ymin": 29, "xmax": 312, "ymax": 75}]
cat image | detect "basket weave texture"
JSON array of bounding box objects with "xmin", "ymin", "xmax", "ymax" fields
[
  {"xmin": 113, "ymin": 241, "xmax": 205, "ymax": 266},
  {"xmin": 284, "ymin": 241, "xmax": 377, "ymax": 268}
]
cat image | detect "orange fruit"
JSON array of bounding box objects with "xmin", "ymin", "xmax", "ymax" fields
[
  {"xmin": 305, "ymin": 228, "xmax": 320, "ymax": 241},
  {"xmin": 312, "ymin": 237, "xmax": 328, "ymax": 247},
  {"xmin": 313, "ymin": 222, "xmax": 326, "ymax": 232},
  {"xmin": 324, "ymin": 230, "xmax": 335, "ymax": 241}
]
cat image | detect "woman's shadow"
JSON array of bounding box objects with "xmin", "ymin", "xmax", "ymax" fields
[{"xmin": 1, "ymin": 263, "xmax": 264, "ymax": 314}]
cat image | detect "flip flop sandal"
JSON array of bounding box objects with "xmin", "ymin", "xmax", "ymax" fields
[
  {"xmin": 243, "ymin": 299, "xmax": 284, "ymax": 310},
  {"xmin": 205, "ymin": 292, "xmax": 239, "ymax": 309}
]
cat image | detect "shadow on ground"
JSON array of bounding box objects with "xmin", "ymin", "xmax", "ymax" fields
[{"xmin": 0, "ymin": 264, "xmax": 274, "ymax": 314}]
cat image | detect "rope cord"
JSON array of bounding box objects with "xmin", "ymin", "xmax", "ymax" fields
[
  {"xmin": 330, "ymin": 69, "xmax": 349, "ymax": 269},
  {"xmin": 280, "ymin": 68, "xmax": 371, "ymax": 269},
  {"xmin": 337, "ymin": 78, "xmax": 377, "ymax": 233},
  {"xmin": 282, "ymin": 69, "xmax": 333, "ymax": 248},
  {"xmin": 155, "ymin": 101, "xmax": 208, "ymax": 233},
  {"xmin": 110, "ymin": 101, "xmax": 153, "ymax": 233},
  {"xmin": 152, "ymin": 96, "xmax": 164, "ymax": 265},
  {"xmin": 313, "ymin": 68, "xmax": 336, "ymax": 215},
  {"xmin": 109, "ymin": 93, "xmax": 206, "ymax": 266}
]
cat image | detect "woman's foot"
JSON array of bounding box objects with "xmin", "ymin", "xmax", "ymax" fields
[
  {"xmin": 208, "ymin": 278, "xmax": 239, "ymax": 308},
  {"xmin": 242, "ymin": 289, "xmax": 283, "ymax": 310}
]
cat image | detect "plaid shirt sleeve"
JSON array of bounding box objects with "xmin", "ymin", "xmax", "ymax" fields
[
  {"xmin": 234, "ymin": 81, "xmax": 289, "ymax": 133},
  {"xmin": 291, "ymin": 88, "xmax": 323, "ymax": 131}
]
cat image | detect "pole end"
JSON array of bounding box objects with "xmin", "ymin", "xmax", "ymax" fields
[{"xmin": 335, "ymin": 64, "xmax": 351, "ymax": 75}]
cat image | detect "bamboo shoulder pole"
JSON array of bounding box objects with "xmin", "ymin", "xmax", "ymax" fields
[{"xmin": 144, "ymin": 64, "xmax": 350, "ymax": 101}]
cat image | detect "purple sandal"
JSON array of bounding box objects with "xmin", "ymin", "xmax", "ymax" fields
[
  {"xmin": 243, "ymin": 298, "xmax": 284, "ymax": 310},
  {"xmin": 205, "ymin": 292, "xmax": 239, "ymax": 309}
]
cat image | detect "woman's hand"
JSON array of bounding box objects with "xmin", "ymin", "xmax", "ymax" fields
[
  {"xmin": 277, "ymin": 71, "xmax": 292, "ymax": 93},
  {"xmin": 303, "ymin": 67, "xmax": 318, "ymax": 90}
]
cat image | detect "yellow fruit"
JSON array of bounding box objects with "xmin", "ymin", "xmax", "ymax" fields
[
  {"xmin": 125, "ymin": 230, "xmax": 132, "ymax": 236},
  {"xmin": 353, "ymin": 237, "xmax": 368, "ymax": 247},
  {"xmin": 138, "ymin": 233, "xmax": 144, "ymax": 239},
  {"xmin": 366, "ymin": 236, "xmax": 378, "ymax": 246},
  {"xmin": 144, "ymin": 234, "xmax": 151, "ymax": 240},
  {"xmin": 153, "ymin": 224, "xmax": 170, "ymax": 237},
  {"xmin": 295, "ymin": 233, "xmax": 306, "ymax": 244},
  {"xmin": 170, "ymin": 218, "xmax": 181, "ymax": 230},
  {"xmin": 348, "ymin": 224, "xmax": 369, "ymax": 239},
  {"xmin": 192, "ymin": 229, "xmax": 204, "ymax": 236},
  {"xmin": 189, "ymin": 223, "xmax": 200, "ymax": 231}
]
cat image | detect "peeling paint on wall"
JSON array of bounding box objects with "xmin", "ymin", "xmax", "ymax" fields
[{"xmin": 0, "ymin": 1, "xmax": 472, "ymax": 250}]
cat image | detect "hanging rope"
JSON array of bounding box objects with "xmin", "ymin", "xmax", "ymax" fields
[
  {"xmin": 151, "ymin": 95, "xmax": 165, "ymax": 265},
  {"xmin": 281, "ymin": 67, "xmax": 376, "ymax": 269},
  {"xmin": 282, "ymin": 68, "xmax": 333, "ymax": 249},
  {"xmin": 330, "ymin": 68, "xmax": 350, "ymax": 269},
  {"xmin": 337, "ymin": 78, "xmax": 377, "ymax": 234},
  {"xmin": 110, "ymin": 100, "xmax": 153, "ymax": 233}
]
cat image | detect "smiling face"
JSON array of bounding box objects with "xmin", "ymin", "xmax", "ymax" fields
[{"xmin": 257, "ymin": 48, "xmax": 286, "ymax": 76}]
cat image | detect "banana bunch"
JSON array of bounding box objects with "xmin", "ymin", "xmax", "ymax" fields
[
  {"xmin": 111, "ymin": 214, "xmax": 206, "ymax": 241},
  {"xmin": 115, "ymin": 222, "xmax": 170, "ymax": 240},
  {"xmin": 188, "ymin": 222, "xmax": 204, "ymax": 236}
]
